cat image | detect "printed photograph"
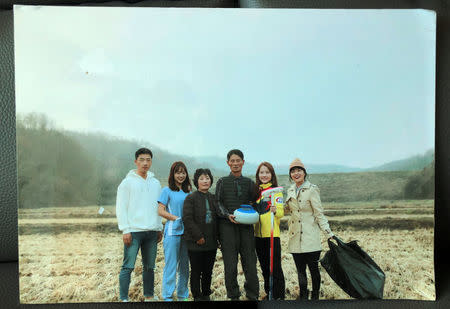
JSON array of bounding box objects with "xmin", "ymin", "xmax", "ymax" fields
[{"xmin": 14, "ymin": 6, "xmax": 436, "ymax": 303}]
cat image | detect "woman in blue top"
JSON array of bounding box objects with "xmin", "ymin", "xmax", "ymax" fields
[{"xmin": 158, "ymin": 161, "xmax": 191, "ymax": 301}]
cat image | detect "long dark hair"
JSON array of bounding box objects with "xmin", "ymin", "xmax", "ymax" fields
[
  {"xmin": 254, "ymin": 162, "xmax": 278, "ymax": 200},
  {"xmin": 168, "ymin": 161, "xmax": 191, "ymax": 193}
]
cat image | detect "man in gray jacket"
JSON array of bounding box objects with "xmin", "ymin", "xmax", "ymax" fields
[
  {"xmin": 215, "ymin": 149, "xmax": 259, "ymax": 301},
  {"xmin": 116, "ymin": 148, "xmax": 163, "ymax": 302}
]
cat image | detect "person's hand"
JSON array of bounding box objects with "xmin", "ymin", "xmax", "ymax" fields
[
  {"xmin": 228, "ymin": 214, "xmax": 239, "ymax": 224},
  {"xmin": 123, "ymin": 233, "xmax": 132, "ymax": 247},
  {"xmin": 196, "ymin": 238, "xmax": 206, "ymax": 245},
  {"xmin": 157, "ymin": 231, "xmax": 163, "ymax": 243},
  {"xmin": 270, "ymin": 205, "xmax": 276, "ymax": 213}
]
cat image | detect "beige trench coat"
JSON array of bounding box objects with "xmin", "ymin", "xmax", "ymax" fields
[{"xmin": 285, "ymin": 181, "xmax": 333, "ymax": 253}]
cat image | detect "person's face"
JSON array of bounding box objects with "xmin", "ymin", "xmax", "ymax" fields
[
  {"xmin": 227, "ymin": 154, "xmax": 244, "ymax": 174},
  {"xmin": 198, "ymin": 174, "xmax": 212, "ymax": 192},
  {"xmin": 135, "ymin": 154, "xmax": 152, "ymax": 174},
  {"xmin": 290, "ymin": 167, "xmax": 305, "ymax": 185},
  {"xmin": 174, "ymin": 168, "xmax": 187, "ymax": 186},
  {"xmin": 258, "ymin": 165, "xmax": 272, "ymax": 184}
]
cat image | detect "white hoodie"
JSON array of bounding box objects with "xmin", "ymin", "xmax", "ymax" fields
[{"xmin": 116, "ymin": 169, "xmax": 163, "ymax": 234}]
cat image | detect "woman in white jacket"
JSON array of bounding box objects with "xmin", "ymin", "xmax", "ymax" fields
[{"xmin": 285, "ymin": 158, "xmax": 334, "ymax": 300}]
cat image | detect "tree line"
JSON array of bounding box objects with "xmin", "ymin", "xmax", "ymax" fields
[{"xmin": 16, "ymin": 113, "xmax": 225, "ymax": 208}]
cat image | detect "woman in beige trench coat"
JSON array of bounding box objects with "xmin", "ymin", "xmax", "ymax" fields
[{"xmin": 285, "ymin": 158, "xmax": 334, "ymax": 300}]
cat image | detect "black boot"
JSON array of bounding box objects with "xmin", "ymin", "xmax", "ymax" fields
[
  {"xmin": 310, "ymin": 290, "xmax": 319, "ymax": 300},
  {"xmin": 297, "ymin": 289, "xmax": 309, "ymax": 300}
]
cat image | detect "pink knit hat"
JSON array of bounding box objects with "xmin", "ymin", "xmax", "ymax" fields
[{"xmin": 289, "ymin": 158, "xmax": 305, "ymax": 171}]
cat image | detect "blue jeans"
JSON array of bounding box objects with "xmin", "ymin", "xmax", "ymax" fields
[
  {"xmin": 162, "ymin": 234, "xmax": 190, "ymax": 300},
  {"xmin": 119, "ymin": 231, "xmax": 158, "ymax": 301}
]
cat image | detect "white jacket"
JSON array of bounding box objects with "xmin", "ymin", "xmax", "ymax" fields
[{"xmin": 116, "ymin": 169, "xmax": 163, "ymax": 234}]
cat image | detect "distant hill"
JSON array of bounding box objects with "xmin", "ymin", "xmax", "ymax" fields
[
  {"xmin": 271, "ymin": 150, "xmax": 434, "ymax": 175},
  {"xmin": 69, "ymin": 129, "xmax": 434, "ymax": 177},
  {"xmin": 68, "ymin": 132, "xmax": 435, "ymax": 203},
  {"xmin": 366, "ymin": 149, "xmax": 434, "ymax": 172},
  {"xmin": 194, "ymin": 150, "xmax": 435, "ymax": 176},
  {"xmin": 274, "ymin": 170, "xmax": 419, "ymax": 202},
  {"xmin": 68, "ymin": 132, "xmax": 230, "ymax": 181},
  {"xmin": 15, "ymin": 113, "xmax": 435, "ymax": 208},
  {"xmin": 272, "ymin": 163, "xmax": 364, "ymax": 175}
]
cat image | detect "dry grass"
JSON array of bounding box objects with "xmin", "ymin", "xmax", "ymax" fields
[
  {"xmin": 18, "ymin": 205, "xmax": 116, "ymax": 219},
  {"xmin": 18, "ymin": 200, "xmax": 435, "ymax": 303},
  {"xmin": 19, "ymin": 229, "xmax": 435, "ymax": 303},
  {"xmin": 322, "ymin": 199, "xmax": 434, "ymax": 210},
  {"xmin": 18, "ymin": 200, "xmax": 434, "ymax": 219},
  {"xmin": 19, "ymin": 218, "xmax": 118, "ymax": 224}
]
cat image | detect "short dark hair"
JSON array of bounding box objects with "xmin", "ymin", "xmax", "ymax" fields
[
  {"xmin": 168, "ymin": 161, "xmax": 191, "ymax": 193},
  {"xmin": 135, "ymin": 148, "xmax": 153, "ymax": 160},
  {"xmin": 289, "ymin": 166, "xmax": 308, "ymax": 181},
  {"xmin": 227, "ymin": 149, "xmax": 244, "ymax": 161},
  {"xmin": 193, "ymin": 168, "xmax": 213, "ymax": 189}
]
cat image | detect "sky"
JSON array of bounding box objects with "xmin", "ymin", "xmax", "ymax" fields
[{"xmin": 14, "ymin": 6, "xmax": 436, "ymax": 168}]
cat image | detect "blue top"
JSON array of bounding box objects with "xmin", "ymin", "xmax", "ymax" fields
[{"xmin": 158, "ymin": 187, "xmax": 190, "ymax": 236}]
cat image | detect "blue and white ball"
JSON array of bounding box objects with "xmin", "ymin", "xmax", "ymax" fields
[{"xmin": 233, "ymin": 205, "xmax": 259, "ymax": 224}]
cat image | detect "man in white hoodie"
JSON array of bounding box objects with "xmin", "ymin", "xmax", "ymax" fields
[{"xmin": 116, "ymin": 147, "xmax": 163, "ymax": 302}]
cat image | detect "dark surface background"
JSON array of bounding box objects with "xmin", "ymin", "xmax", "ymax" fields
[{"xmin": 1, "ymin": 1, "xmax": 449, "ymax": 308}]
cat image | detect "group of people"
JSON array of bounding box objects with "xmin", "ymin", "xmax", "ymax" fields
[{"xmin": 115, "ymin": 148, "xmax": 334, "ymax": 302}]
